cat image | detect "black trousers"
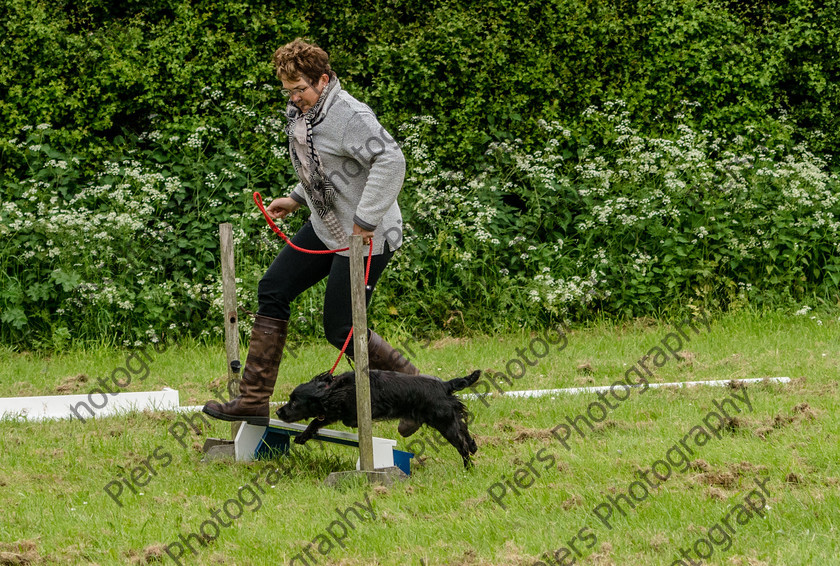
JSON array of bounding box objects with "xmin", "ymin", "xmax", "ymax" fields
[{"xmin": 257, "ymin": 221, "xmax": 393, "ymax": 356}]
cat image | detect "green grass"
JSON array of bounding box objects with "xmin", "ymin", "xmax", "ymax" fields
[{"xmin": 1, "ymin": 310, "xmax": 838, "ymax": 565}]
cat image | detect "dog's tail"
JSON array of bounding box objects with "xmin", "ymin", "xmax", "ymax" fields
[{"xmin": 445, "ymin": 370, "xmax": 481, "ymax": 394}]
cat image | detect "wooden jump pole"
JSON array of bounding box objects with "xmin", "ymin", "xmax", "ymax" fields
[
  {"xmin": 219, "ymin": 223, "xmax": 241, "ymax": 439},
  {"xmin": 349, "ymin": 234, "xmax": 374, "ymax": 472}
]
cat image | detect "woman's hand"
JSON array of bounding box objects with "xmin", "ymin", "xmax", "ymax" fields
[
  {"xmin": 352, "ymin": 223, "xmax": 375, "ymax": 245},
  {"xmin": 266, "ymin": 197, "xmax": 300, "ymax": 220}
]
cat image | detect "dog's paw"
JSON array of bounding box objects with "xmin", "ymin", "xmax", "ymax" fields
[{"xmin": 294, "ymin": 434, "xmax": 310, "ymax": 445}]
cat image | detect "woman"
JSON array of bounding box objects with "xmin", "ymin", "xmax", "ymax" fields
[{"xmin": 203, "ymin": 38, "xmax": 421, "ymax": 437}]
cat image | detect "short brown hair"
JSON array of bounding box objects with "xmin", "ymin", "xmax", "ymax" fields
[{"xmin": 273, "ymin": 38, "xmax": 333, "ymax": 85}]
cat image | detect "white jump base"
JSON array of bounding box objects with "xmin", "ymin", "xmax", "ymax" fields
[
  {"xmin": 0, "ymin": 388, "xmax": 180, "ymax": 421},
  {"xmin": 234, "ymin": 418, "xmax": 413, "ymax": 475}
]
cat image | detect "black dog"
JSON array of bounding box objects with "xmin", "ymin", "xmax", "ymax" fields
[{"xmin": 276, "ymin": 370, "xmax": 481, "ymax": 468}]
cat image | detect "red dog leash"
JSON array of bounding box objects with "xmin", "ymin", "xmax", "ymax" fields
[{"xmin": 253, "ymin": 191, "xmax": 372, "ymax": 374}]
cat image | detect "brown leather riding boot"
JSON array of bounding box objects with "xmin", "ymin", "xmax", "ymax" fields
[
  {"xmin": 202, "ymin": 315, "xmax": 287, "ymax": 426},
  {"xmin": 367, "ymin": 330, "xmax": 422, "ymax": 437},
  {"xmin": 368, "ymin": 331, "xmax": 419, "ymax": 375}
]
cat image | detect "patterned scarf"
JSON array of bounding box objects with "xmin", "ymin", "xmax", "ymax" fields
[{"xmin": 285, "ymin": 76, "xmax": 347, "ymax": 245}]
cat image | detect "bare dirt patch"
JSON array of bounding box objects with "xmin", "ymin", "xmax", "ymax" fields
[
  {"xmin": 127, "ymin": 544, "xmax": 168, "ymax": 565},
  {"xmin": 562, "ymin": 494, "xmax": 584, "ymax": 510},
  {"xmin": 431, "ymin": 336, "xmax": 468, "ymax": 349},
  {"xmin": 755, "ymin": 401, "xmax": 818, "ymax": 439},
  {"xmin": 512, "ymin": 427, "xmax": 556, "ymax": 442},
  {"xmin": 55, "ymin": 374, "xmax": 88, "ymax": 394},
  {"xmin": 691, "ymin": 460, "xmax": 770, "ymax": 490},
  {"xmin": 695, "ymin": 471, "xmax": 738, "ymax": 489},
  {"xmin": 0, "ymin": 540, "xmax": 40, "ymax": 565}
]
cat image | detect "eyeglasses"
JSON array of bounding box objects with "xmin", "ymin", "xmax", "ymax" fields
[{"xmin": 280, "ymin": 85, "xmax": 310, "ymax": 98}]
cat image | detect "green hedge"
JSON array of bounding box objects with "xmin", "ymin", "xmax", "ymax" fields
[
  {"xmin": 2, "ymin": 0, "xmax": 839, "ymax": 164},
  {"xmin": 3, "ymin": 99, "xmax": 838, "ymax": 348},
  {"xmin": 1, "ymin": 87, "xmax": 303, "ymax": 348},
  {"xmin": 3, "ymin": 0, "xmax": 840, "ymax": 348},
  {"xmin": 0, "ymin": 0, "xmax": 305, "ymax": 151},
  {"xmin": 389, "ymin": 105, "xmax": 840, "ymax": 335}
]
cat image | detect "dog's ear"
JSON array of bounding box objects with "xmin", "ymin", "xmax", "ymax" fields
[
  {"xmin": 311, "ymin": 379, "xmax": 330, "ymax": 416},
  {"xmin": 311, "ymin": 371, "xmax": 334, "ymax": 386}
]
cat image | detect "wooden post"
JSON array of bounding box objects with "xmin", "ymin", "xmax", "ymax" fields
[
  {"xmin": 350, "ymin": 235, "xmax": 374, "ymax": 471},
  {"xmin": 219, "ymin": 223, "xmax": 241, "ymax": 439}
]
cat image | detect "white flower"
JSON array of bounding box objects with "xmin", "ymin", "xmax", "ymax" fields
[{"xmin": 186, "ymin": 133, "xmax": 202, "ymax": 148}]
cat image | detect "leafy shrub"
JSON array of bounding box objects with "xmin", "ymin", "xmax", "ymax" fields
[
  {"xmin": 2, "ymin": 0, "xmax": 839, "ymax": 167},
  {"xmin": 0, "ymin": 0, "xmax": 306, "ymax": 153},
  {"xmin": 0, "ymin": 85, "xmax": 303, "ymax": 347},
  {"xmin": 3, "ymin": 0, "xmax": 840, "ymax": 348},
  {"xmin": 3, "ymin": 98, "xmax": 839, "ymax": 348},
  {"xmin": 381, "ymin": 102, "xmax": 840, "ymax": 331}
]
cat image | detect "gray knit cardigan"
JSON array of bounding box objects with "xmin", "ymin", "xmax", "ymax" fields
[{"xmin": 288, "ymin": 80, "xmax": 406, "ymax": 256}]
